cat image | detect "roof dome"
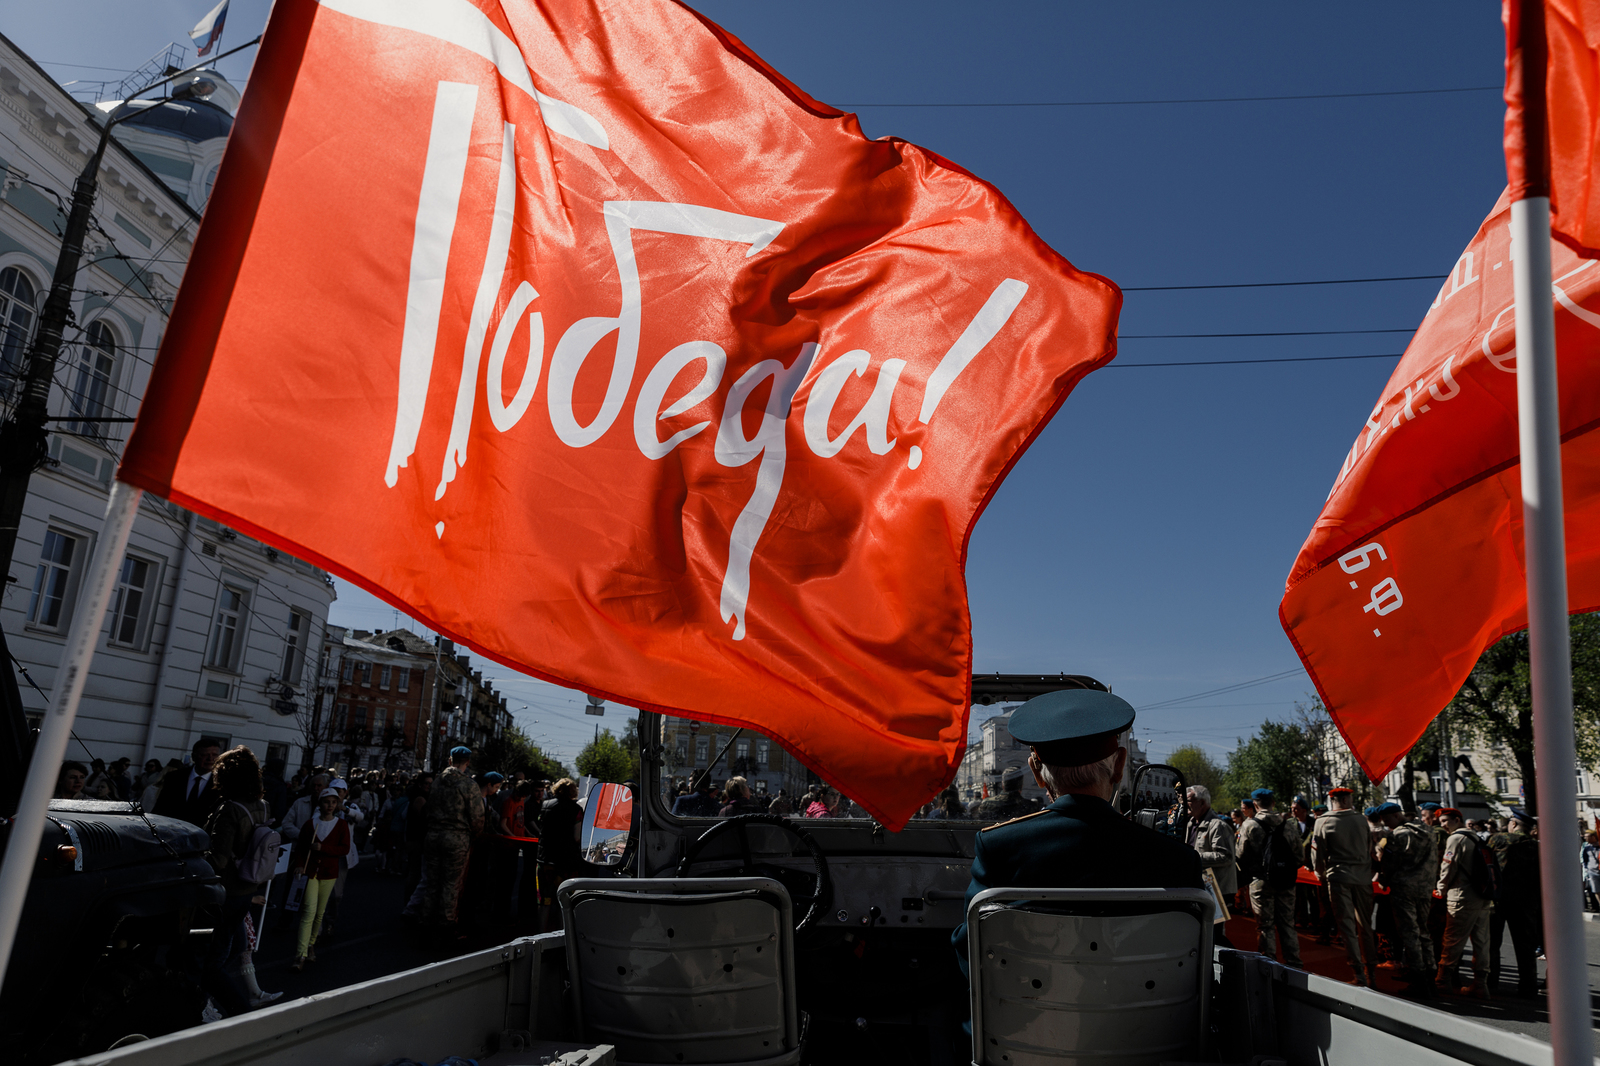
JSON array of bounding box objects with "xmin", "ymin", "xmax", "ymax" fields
[{"xmin": 109, "ymin": 96, "xmax": 233, "ymax": 143}]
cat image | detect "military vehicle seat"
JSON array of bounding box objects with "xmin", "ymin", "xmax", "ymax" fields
[
  {"xmin": 965, "ymin": 887, "xmax": 1215, "ymax": 1066},
  {"xmin": 559, "ymin": 877, "xmax": 801, "ymax": 1066}
]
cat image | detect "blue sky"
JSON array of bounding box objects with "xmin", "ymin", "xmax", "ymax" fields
[{"xmin": 5, "ymin": 2, "xmax": 1511, "ymax": 770}]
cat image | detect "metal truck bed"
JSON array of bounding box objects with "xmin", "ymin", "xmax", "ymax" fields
[{"xmin": 52, "ymin": 933, "xmax": 1578, "ymax": 1066}]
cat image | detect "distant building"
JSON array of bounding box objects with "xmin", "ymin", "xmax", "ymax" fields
[
  {"xmin": 313, "ymin": 628, "xmax": 513, "ymax": 773},
  {"xmin": 0, "ymin": 37, "xmax": 335, "ymax": 771},
  {"xmin": 660, "ymin": 717, "xmax": 810, "ymax": 804}
]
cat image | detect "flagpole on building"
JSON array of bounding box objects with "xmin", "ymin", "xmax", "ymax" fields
[
  {"xmin": 1509, "ymin": 2, "xmax": 1585, "ymax": 1063},
  {"xmin": 0, "ymin": 481, "xmax": 141, "ymax": 985}
]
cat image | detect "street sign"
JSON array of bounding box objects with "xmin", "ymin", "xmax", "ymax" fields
[
  {"xmin": 688, "ymin": 720, "xmax": 701, "ymax": 733},
  {"xmin": 585, "ymin": 693, "xmax": 604, "ymax": 716}
]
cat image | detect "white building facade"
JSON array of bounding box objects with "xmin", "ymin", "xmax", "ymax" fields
[{"xmin": 0, "ymin": 34, "xmax": 335, "ymax": 771}]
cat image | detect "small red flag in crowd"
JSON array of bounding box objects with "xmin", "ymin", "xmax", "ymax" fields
[{"xmin": 119, "ymin": 0, "xmax": 1120, "ymax": 828}]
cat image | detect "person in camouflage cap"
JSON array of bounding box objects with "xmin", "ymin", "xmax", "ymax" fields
[
  {"xmin": 421, "ymin": 746, "xmax": 485, "ymax": 940},
  {"xmin": 1375, "ymin": 803, "xmax": 1437, "ymax": 988}
]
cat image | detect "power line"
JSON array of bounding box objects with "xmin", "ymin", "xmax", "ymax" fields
[
  {"xmin": 1123, "ymin": 274, "xmax": 1445, "ymax": 292},
  {"xmin": 1138, "ymin": 668, "xmax": 1307, "ymax": 711},
  {"xmin": 842, "ymin": 85, "xmax": 1500, "ymax": 108},
  {"xmin": 1122, "ymin": 328, "xmax": 1415, "ymax": 339},
  {"xmin": 1107, "ymin": 351, "xmax": 1401, "ymax": 368}
]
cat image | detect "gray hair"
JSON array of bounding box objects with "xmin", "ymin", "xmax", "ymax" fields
[
  {"xmin": 1186, "ymin": 784, "xmax": 1211, "ymax": 805},
  {"xmin": 1038, "ymin": 750, "xmax": 1121, "ymax": 794}
]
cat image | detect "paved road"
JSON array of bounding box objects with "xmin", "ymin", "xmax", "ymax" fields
[
  {"xmin": 1224, "ymin": 910, "xmax": 1600, "ymax": 1053},
  {"xmin": 249, "ymin": 854, "xmax": 540, "ymax": 1000}
]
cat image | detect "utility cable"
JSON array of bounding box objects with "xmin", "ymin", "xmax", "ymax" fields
[
  {"xmin": 1124, "ymin": 274, "xmax": 1445, "ymax": 292},
  {"xmin": 1107, "ymin": 351, "xmax": 1401, "ymax": 368},
  {"xmin": 1138, "ymin": 668, "xmax": 1307, "ymax": 711},
  {"xmin": 843, "ymin": 85, "xmax": 1500, "ymax": 108}
]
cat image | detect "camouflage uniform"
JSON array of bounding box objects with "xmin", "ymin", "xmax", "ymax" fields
[
  {"xmin": 971, "ymin": 790, "xmax": 1041, "ymax": 822},
  {"xmin": 1383, "ymin": 820, "xmax": 1438, "ymax": 974},
  {"xmin": 421, "ymin": 765, "xmax": 485, "ymax": 924},
  {"xmin": 1437, "ymin": 828, "xmax": 1491, "ymax": 987}
]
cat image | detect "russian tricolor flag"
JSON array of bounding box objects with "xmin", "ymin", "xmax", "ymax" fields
[{"xmin": 189, "ymin": 0, "xmax": 228, "ymax": 58}]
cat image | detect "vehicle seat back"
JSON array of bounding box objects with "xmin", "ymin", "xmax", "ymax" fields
[
  {"xmin": 559, "ymin": 877, "xmax": 801, "ymax": 1066},
  {"xmin": 966, "ymin": 887, "xmax": 1214, "ymax": 1066}
]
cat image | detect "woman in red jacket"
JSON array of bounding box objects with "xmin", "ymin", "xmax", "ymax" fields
[{"xmin": 291, "ymin": 788, "xmax": 349, "ymax": 971}]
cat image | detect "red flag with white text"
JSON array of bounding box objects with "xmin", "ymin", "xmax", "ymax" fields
[
  {"xmin": 1505, "ymin": 0, "xmax": 1600, "ymax": 258},
  {"xmin": 1279, "ymin": 189, "xmax": 1600, "ymax": 781},
  {"xmin": 118, "ymin": 0, "xmax": 1120, "ymax": 828}
]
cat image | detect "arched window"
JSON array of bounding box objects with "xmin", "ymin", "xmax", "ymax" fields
[
  {"xmin": 0, "ymin": 267, "xmax": 38, "ymax": 379},
  {"xmin": 67, "ymin": 320, "xmax": 117, "ymax": 438}
]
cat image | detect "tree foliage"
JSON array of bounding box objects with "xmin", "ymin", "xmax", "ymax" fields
[
  {"xmin": 1223, "ymin": 698, "xmax": 1377, "ymax": 808},
  {"xmin": 1167, "ymin": 745, "xmax": 1230, "ymax": 809},
  {"xmin": 576, "ymin": 722, "xmax": 638, "ymax": 783},
  {"xmin": 1435, "ymin": 613, "xmax": 1600, "ymax": 817}
]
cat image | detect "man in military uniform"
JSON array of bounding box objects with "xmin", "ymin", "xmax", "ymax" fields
[
  {"xmin": 1488, "ymin": 809, "xmax": 1541, "ymax": 997},
  {"xmin": 1311, "ymin": 788, "xmax": 1375, "ymax": 985},
  {"xmin": 1375, "ymin": 802, "xmax": 1438, "ymax": 989},
  {"xmin": 1238, "ymin": 788, "xmax": 1303, "ymax": 968},
  {"xmin": 1418, "ymin": 801, "xmax": 1448, "ymax": 954},
  {"xmin": 971, "ymin": 765, "xmax": 1039, "ymax": 821},
  {"xmin": 421, "ymin": 746, "xmax": 486, "ymax": 944},
  {"xmin": 1436, "ymin": 806, "xmax": 1491, "ymax": 998},
  {"xmin": 952, "ymin": 689, "xmax": 1202, "ymax": 978}
]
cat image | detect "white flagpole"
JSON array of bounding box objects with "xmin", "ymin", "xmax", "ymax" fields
[
  {"xmin": 1508, "ymin": 3, "xmax": 1585, "ymax": 1061},
  {"xmin": 1513, "ymin": 194, "xmax": 1586, "ymax": 1066},
  {"xmin": 0, "ymin": 480, "xmax": 142, "ymax": 986}
]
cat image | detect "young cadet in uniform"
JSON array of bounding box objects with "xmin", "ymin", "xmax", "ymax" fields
[
  {"xmin": 1237, "ymin": 788, "xmax": 1304, "ymax": 968},
  {"xmin": 1436, "ymin": 806, "xmax": 1492, "ymax": 998},
  {"xmin": 1487, "ymin": 808, "xmax": 1541, "ymax": 997},
  {"xmin": 1375, "ymin": 802, "xmax": 1438, "ymax": 989},
  {"xmin": 1311, "ymin": 787, "xmax": 1376, "ymax": 986},
  {"xmin": 951, "ymin": 689, "xmax": 1202, "ymax": 977}
]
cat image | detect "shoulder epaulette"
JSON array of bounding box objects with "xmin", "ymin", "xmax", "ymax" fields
[{"xmin": 981, "ymin": 809, "xmax": 1052, "ymax": 833}]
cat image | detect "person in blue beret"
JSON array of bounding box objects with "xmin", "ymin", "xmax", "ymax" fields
[{"xmin": 951, "ymin": 686, "xmax": 1203, "ymax": 986}]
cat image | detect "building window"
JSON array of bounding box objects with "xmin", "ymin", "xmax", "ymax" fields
[
  {"xmin": 0, "ymin": 267, "xmax": 37, "ymax": 379},
  {"xmin": 28, "ymin": 529, "xmax": 80, "ymax": 629},
  {"xmin": 204, "ymin": 678, "xmax": 231, "ymax": 699},
  {"xmin": 755, "ymin": 779, "xmax": 768, "ymax": 794},
  {"xmin": 280, "ymin": 608, "xmax": 309, "ymax": 682},
  {"xmin": 393, "ymin": 707, "xmax": 406, "ymax": 729},
  {"xmin": 1579, "ymin": 768, "xmax": 1589, "ymax": 795},
  {"xmin": 695, "ymin": 735, "xmax": 709, "ymax": 766},
  {"xmin": 359, "ymin": 662, "xmax": 372, "ymax": 687},
  {"xmin": 341, "ymin": 658, "xmax": 353, "ymax": 682},
  {"xmin": 336, "ymin": 702, "xmax": 349, "ymax": 729},
  {"xmin": 206, "ymin": 584, "xmax": 249, "ymax": 670},
  {"xmin": 756, "ymin": 739, "xmax": 769, "ymax": 771},
  {"xmin": 398, "ymin": 669, "xmax": 410, "ymax": 693},
  {"xmin": 66, "ymin": 320, "xmax": 117, "ymax": 438},
  {"xmin": 108, "ymin": 553, "xmax": 154, "ymax": 646},
  {"xmin": 735, "ymin": 737, "xmax": 750, "ymax": 772},
  {"xmin": 1495, "ymin": 770, "xmax": 1509, "ymax": 795},
  {"xmin": 676, "ymin": 736, "xmax": 689, "ymax": 765},
  {"xmin": 380, "ymin": 664, "xmax": 392, "ymax": 689}
]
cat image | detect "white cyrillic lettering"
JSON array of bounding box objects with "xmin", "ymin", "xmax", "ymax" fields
[
  {"xmin": 386, "ymin": 81, "xmax": 478, "ymax": 488},
  {"xmin": 714, "ymin": 346, "xmax": 817, "ymax": 641},
  {"xmin": 486, "ymin": 282, "xmax": 543, "ymax": 432},
  {"xmin": 633, "ymin": 340, "xmax": 728, "ymax": 459},
  {"xmin": 437, "ymin": 120, "xmax": 518, "ymax": 499},
  {"xmin": 803, "ymin": 350, "xmax": 906, "ymax": 458}
]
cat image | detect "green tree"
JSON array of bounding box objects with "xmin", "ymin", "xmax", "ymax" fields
[
  {"xmin": 1167, "ymin": 745, "xmax": 1230, "ymax": 808},
  {"xmin": 1224, "ymin": 719, "xmax": 1318, "ymax": 806},
  {"xmin": 576, "ymin": 726, "xmax": 636, "ymax": 783},
  {"xmin": 479, "ymin": 723, "xmax": 567, "ymax": 781},
  {"xmin": 1439, "ymin": 613, "xmax": 1600, "ymax": 817}
]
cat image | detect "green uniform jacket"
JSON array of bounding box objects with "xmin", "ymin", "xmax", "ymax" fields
[
  {"xmin": 1383, "ymin": 820, "xmax": 1438, "ymax": 893},
  {"xmin": 425, "ymin": 765, "xmax": 485, "ymax": 837},
  {"xmin": 952, "ymin": 792, "xmax": 1203, "ymax": 977}
]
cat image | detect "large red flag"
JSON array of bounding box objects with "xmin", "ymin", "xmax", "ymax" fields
[
  {"xmin": 1279, "ymin": 189, "xmax": 1600, "ymax": 780},
  {"xmin": 117, "ymin": 0, "xmax": 1119, "ymax": 828},
  {"xmin": 1506, "ymin": 0, "xmax": 1600, "ymax": 259}
]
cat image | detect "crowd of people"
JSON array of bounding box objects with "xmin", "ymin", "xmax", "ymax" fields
[
  {"xmin": 1177, "ymin": 782, "xmax": 1548, "ymax": 999},
  {"xmin": 52, "ymin": 738, "xmax": 600, "ymax": 1016},
  {"xmin": 664, "ymin": 776, "xmax": 861, "ymax": 819}
]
